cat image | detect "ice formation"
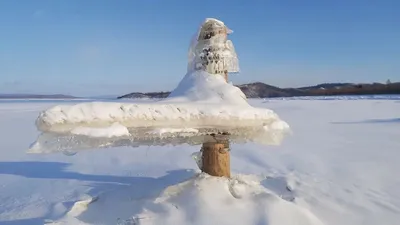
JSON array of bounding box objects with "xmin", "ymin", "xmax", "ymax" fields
[
  {"xmin": 30, "ymin": 18, "xmax": 290, "ymax": 153},
  {"xmin": 29, "ymin": 125, "xmax": 289, "ymax": 154},
  {"xmin": 187, "ymin": 18, "xmax": 239, "ymax": 76},
  {"xmin": 35, "ymin": 100, "xmax": 285, "ymax": 133},
  {"xmin": 70, "ymin": 122, "xmax": 130, "ymax": 138},
  {"xmin": 145, "ymin": 128, "xmax": 199, "ymax": 135}
]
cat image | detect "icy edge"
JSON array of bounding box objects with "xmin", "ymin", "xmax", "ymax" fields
[
  {"xmin": 35, "ymin": 103, "xmax": 283, "ymax": 133},
  {"xmin": 28, "ymin": 123, "xmax": 291, "ymax": 154}
]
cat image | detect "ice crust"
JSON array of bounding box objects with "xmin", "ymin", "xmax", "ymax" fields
[{"xmin": 70, "ymin": 122, "xmax": 130, "ymax": 138}]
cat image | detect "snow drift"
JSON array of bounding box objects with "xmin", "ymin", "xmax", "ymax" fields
[
  {"xmin": 52, "ymin": 173, "xmax": 323, "ymax": 225},
  {"xmin": 133, "ymin": 174, "xmax": 323, "ymax": 225}
]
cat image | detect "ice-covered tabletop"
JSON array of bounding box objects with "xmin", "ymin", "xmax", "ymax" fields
[{"xmin": 30, "ymin": 71, "xmax": 290, "ymax": 153}]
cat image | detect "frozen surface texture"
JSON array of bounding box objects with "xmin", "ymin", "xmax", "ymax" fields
[{"xmin": 1, "ymin": 98, "xmax": 399, "ymax": 224}]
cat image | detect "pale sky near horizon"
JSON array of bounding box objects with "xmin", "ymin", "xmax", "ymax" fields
[{"xmin": 0, "ymin": 0, "xmax": 399, "ymax": 96}]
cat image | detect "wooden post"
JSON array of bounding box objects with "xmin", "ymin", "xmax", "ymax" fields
[{"xmin": 201, "ymin": 136, "xmax": 230, "ymax": 177}]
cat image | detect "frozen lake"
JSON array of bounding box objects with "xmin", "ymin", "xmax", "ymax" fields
[{"xmin": 0, "ymin": 97, "xmax": 399, "ymax": 224}]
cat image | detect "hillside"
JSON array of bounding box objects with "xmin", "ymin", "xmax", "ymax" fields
[
  {"xmin": 3, "ymin": 82, "xmax": 399, "ymax": 100},
  {"xmin": 301, "ymin": 82, "xmax": 400, "ymax": 96},
  {"xmin": 117, "ymin": 91, "xmax": 170, "ymax": 99},
  {"xmin": 118, "ymin": 82, "xmax": 400, "ymax": 99}
]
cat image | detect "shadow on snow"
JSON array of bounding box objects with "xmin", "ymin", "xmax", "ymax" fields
[{"xmin": 0, "ymin": 161, "xmax": 195, "ymax": 225}]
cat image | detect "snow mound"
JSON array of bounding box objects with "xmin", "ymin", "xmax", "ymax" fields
[
  {"xmin": 71, "ymin": 122, "xmax": 130, "ymax": 138},
  {"xmin": 55, "ymin": 173, "xmax": 323, "ymax": 225},
  {"xmin": 133, "ymin": 174, "xmax": 323, "ymax": 225},
  {"xmin": 166, "ymin": 70, "xmax": 247, "ymax": 104}
]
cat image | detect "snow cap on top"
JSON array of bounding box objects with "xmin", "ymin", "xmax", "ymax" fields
[{"xmin": 201, "ymin": 18, "xmax": 233, "ymax": 34}]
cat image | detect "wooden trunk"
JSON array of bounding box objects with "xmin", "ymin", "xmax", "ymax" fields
[{"xmin": 201, "ymin": 139, "xmax": 230, "ymax": 177}]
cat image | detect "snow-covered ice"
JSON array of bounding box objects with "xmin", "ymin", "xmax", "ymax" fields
[
  {"xmin": 71, "ymin": 123, "xmax": 130, "ymax": 138},
  {"xmin": 0, "ymin": 97, "xmax": 399, "ymax": 224},
  {"xmin": 35, "ymin": 101, "xmax": 282, "ymax": 133},
  {"xmin": 145, "ymin": 128, "xmax": 199, "ymax": 135}
]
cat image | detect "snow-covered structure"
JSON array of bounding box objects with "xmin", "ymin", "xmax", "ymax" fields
[
  {"xmin": 25, "ymin": 18, "xmax": 305, "ymax": 225},
  {"xmin": 29, "ymin": 18, "xmax": 289, "ymax": 155},
  {"xmin": 187, "ymin": 18, "xmax": 239, "ymax": 82},
  {"xmin": 167, "ymin": 19, "xmax": 242, "ymax": 103}
]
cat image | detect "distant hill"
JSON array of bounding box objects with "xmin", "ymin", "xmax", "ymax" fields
[
  {"xmin": 237, "ymin": 82, "xmax": 306, "ymax": 98},
  {"xmin": 296, "ymin": 83, "xmax": 353, "ymax": 90},
  {"xmin": 118, "ymin": 82, "xmax": 400, "ymax": 99},
  {"xmin": 4, "ymin": 82, "xmax": 399, "ymax": 100},
  {"xmin": 118, "ymin": 92, "xmax": 170, "ymax": 99},
  {"xmin": 0, "ymin": 94, "xmax": 78, "ymax": 99},
  {"xmin": 301, "ymin": 82, "xmax": 400, "ymax": 96}
]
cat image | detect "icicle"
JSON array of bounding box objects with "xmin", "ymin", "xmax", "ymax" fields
[{"xmin": 191, "ymin": 150, "xmax": 203, "ymax": 170}]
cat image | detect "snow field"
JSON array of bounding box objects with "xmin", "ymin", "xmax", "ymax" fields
[{"xmin": 0, "ymin": 98, "xmax": 399, "ymax": 224}]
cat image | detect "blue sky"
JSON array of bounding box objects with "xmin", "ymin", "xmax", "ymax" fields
[{"xmin": 0, "ymin": 0, "xmax": 399, "ymax": 96}]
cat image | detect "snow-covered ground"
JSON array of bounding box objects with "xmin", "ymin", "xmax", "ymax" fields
[{"xmin": 0, "ymin": 97, "xmax": 399, "ymax": 224}]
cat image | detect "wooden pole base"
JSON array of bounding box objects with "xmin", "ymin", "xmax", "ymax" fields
[{"xmin": 201, "ymin": 139, "xmax": 230, "ymax": 178}]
